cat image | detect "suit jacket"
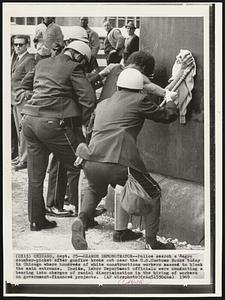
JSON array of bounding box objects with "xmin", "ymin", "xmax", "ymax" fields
[
  {"xmin": 76, "ymin": 90, "xmax": 178, "ymax": 173},
  {"xmin": 11, "ymin": 52, "xmax": 36, "ymax": 105},
  {"xmin": 21, "ymin": 54, "xmax": 96, "ymax": 124}
]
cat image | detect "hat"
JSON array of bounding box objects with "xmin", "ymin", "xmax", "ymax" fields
[{"xmin": 126, "ymin": 21, "xmax": 136, "ymax": 29}]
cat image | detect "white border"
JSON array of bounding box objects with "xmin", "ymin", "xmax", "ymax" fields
[{"xmin": 3, "ymin": 2, "xmax": 222, "ymax": 297}]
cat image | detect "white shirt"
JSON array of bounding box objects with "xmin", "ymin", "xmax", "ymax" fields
[{"xmin": 17, "ymin": 51, "xmax": 28, "ymax": 61}]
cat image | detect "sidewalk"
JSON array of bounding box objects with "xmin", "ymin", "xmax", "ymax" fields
[{"xmin": 11, "ymin": 167, "xmax": 203, "ymax": 251}]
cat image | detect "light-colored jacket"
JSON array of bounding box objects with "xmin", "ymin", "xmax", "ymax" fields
[
  {"xmin": 37, "ymin": 22, "xmax": 64, "ymax": 56},
  {"xmin": 108, "ymin": 28, "xmax": 124, "ymax": 50}
]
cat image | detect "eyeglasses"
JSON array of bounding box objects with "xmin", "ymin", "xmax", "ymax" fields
[{"xmin": 14, "ymin": 43, "xmax": 25, "ymax": 47}]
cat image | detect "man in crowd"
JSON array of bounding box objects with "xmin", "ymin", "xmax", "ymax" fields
[
  {"xmin": 34, "ymin": 17, "xmax": 64, "ymax": 61},
  {"xmin": 103, "ymin": 20, "xmax": 125, "ymax": 65},
  {"xmin": 20, "ymin": 40, "xmax": 95, "ymax": 231},
  {"xmin": 11, "ymin": 35, "xmax": 36, "ymax": 171},
  {"xmin": 72, "ymin": 67, "xmax": 179, "ymax": 250},
  {"xmin": 123, "ymin": 21, "xmax": 139, "ymax": 63},
  {"xmin": 80, "ymin": 17, "xmax": 100, "ymax": 72}
]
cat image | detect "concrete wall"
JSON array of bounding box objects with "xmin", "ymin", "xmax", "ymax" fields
[{"xmin": 139, "ymin": 17, "xmax": 204, "ymax": 184}]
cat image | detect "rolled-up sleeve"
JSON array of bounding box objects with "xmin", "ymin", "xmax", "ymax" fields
[
  {"xmin": 70, "ymin": 66, "xmax": 96, "ymax": 125},
  {"xmin": 139, "ymin": 95, "xmax": 179, "ymax": 124}
]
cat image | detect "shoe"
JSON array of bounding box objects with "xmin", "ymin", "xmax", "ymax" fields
[
  {"xmin": 64, "ymin": 196, "xmax": 70, "ymax": 206},
  {"xmin": 145, "ymin": 240, "xmax": 176, "ymax": 250},
  {"xmin": 11, "ymin": 157, "xmax": 20, "ymax": 165},
  {"xmin": 113, "ymin": 229, "xmax": 143, "ymax": 242},
  {"xmin": 46, "ymin": 206, "xmax": 74, "ymax": 217},
  {"xmin": 94, "ymin": 207, "xmax": 107, "ymax": 217},
  {"xmin": 14, "ymin": 161, "xmax": 27, "ymax": 171},
  {"xmin": 86, "ymin": 219, "xmax": 99, "ymax": 229},
  {"xmin": 30, "ymin": 219, "xmax": 57, "ymax": 231},
  {"xmin": 71, "ymin": 218, "xmax": 88, "ymax": 250},
  {"xmin": 64, "ymin": 204, "xmax": 78, "ymax": 216}
]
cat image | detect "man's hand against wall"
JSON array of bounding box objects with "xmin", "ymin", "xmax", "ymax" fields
[{"xmin": 181, "ymin": 53, "xmax": 194, "ymax": 70}]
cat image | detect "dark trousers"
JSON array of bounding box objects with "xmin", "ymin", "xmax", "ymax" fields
[
  {"xmin": 46, "ymin": 155, "xmax": 79, "ymax": 209},
  {"xmin": 13, "ymin": 104, "xmax": 27, "ymax": 163},
  {"xmin": 80, "ymin": 161, "xmax": 161, "ymax": 238},
  {"xmin": 11, "ymin": 109, "xmax": 18, "ymax": 159},
  {"xmin": 22, "ymin": 115, "xmax": 81, "ymax": 223}
]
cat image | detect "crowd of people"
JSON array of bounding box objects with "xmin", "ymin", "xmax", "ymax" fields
[{"xmin": 11, "ymin": 17, "xmax": 194, "ymax": 250}]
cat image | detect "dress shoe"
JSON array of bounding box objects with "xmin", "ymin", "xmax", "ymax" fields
[
  {"xmin": 71, "ymin": 218, "xmax": 88, "ymax": 250},
  {"xmin": 30, "ymin": 219, "xmax": 57, "ymax": 231},
  {"xmin": 113, "ymin": 229, "xmax": 143, "ymax": 242},
  {"xmin": 11, "ymin": 157, "xmax": 20, "ymax": 165},
  {"xmin": 63, "ymin": 196, "xmax": 70, "ymax": 206},
  {"xmin": 145, "ymin": 240, "xmax": 176, "ymax": 250},
  {"xmin": 14, "ymin": 161, "xmax": 27, "ymax": 171},
  {"xmin": 64, "ymin": 204, "xmax": 78, "ymax": 216},
  {"xmin": 46, "ymin": 206, "xmax": 75, "ymax": 217}
]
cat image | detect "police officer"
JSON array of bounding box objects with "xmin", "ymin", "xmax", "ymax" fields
[
  {"xmin": 72, "ymin": 68, "xmax": 179, "ymax": 250},
  {"xmin": 21, "ymin": 41, "xmax": 96, "ymax": 231}
]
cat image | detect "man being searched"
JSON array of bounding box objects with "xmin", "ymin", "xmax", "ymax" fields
[
  {"xmin": 20, "ymin": 41, "xmax": 95, "ymax": 231},
  {"xmin": 72, "ymin": 67, "xmax": 179, "ymax": 250},
  {"xmin": 103, "ymin": 20, "xmax": 125, "ymax": 65}
]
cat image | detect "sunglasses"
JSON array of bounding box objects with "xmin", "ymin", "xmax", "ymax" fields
[{"xmin": 14, "ymin": 43, "xmax": 25, "ymax": 47}]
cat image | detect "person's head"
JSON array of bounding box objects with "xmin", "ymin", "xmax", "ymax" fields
[
  {"xmin": 63, "ymin": 40, "xmax": 91, "ymax": 66},
  {"xmin": 43, "ymin": 17, "xmax": 55, "ymax": 26},
  {"xmin": 117, "ymin": 68, "xmax": 144, "ymax": 92},
  {"xmin": 13, "ymin": 35, "xmax": 29, "ymax": 55},
  {"xmin": 103, "ymin": 21, "xmax": 112, "ymax": 33},
  {"xmin": 51, "ymin": 42, "xmax": 63, "ymax": 57},
  {"xmin": 80, "ymin": 17, "xmax": 89, "ymax": 29},
  {"xmin": 126, "ymin": 21, "xmax": 136, "ymax": 36},
  {"xmin": 125, "ymin": 50, "xmax": 155, "ymax": 78},
  {"xmin": 63, "ymin": 26, "xmax": 89, "ymax": 47}
]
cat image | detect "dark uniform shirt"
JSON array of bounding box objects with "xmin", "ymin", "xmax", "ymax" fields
[{"xmin": 21, "ymin": 54, "xmax": 95, "ymax": 124}]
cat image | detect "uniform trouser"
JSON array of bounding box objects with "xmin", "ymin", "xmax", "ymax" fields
[
  {"xmin": 13, "ymin": 104, "xmax": 27, "ymax": 163},
  {"xmin": 46, "ymin": 155, "xmax": 79, "ymax": 209},
  {"xmin": 80, "ymin": 161, "xmax": 161, "ymax": 239},
  {"xmin": 22, "ymin": 115, "xmax": 81, "ymax": 223}
]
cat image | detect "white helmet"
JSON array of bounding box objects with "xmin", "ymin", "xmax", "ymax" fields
[
  {"xmin": 117, "ymin": 68, "xmax": 144, "ymax": 90},
  {"xmin": 63, "ymin": 26, "xmax": 89, "ymax": 43},
  {"xmin": 65, "ymin": 40, "xmax": 91, "ymax": 62}
]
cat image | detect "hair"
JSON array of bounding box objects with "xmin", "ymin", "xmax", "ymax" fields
[
  {"xmin": 125, "ymin": 50, "xmax": 155, "ymax": 77},
  {"xmin": 13, "ymin": 35, "xmax": 29, "ymax": 45},
  {"xmin": 103, "ymin": 20, "xmax": 111, "ymax": 25}
]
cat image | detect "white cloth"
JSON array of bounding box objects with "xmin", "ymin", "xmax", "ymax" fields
[{"xmin": 169, "ymin": 49, "xmax": 196, "ymax": 124}]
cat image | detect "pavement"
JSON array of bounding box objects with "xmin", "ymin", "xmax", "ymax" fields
[{"xmin": 11, "ymin": 166, "xmax": 203, "ymax": 251}]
